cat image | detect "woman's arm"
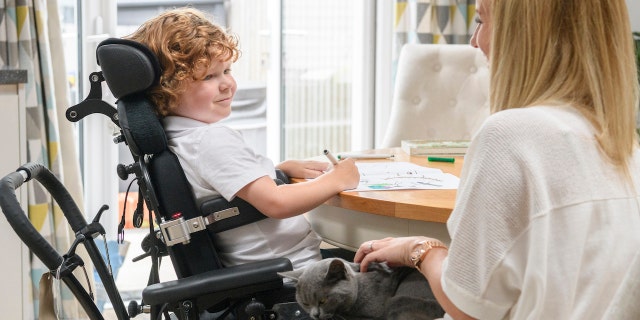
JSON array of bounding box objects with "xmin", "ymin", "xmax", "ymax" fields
[
  {"xmin": 235, "ymin": 158, "xmax": 359, "ymax": 218},
  {"xmin": 420, "ymin": 247, "xmax": 476, "ymax": 320},
  {"xmin": 354, "ymin": 236, "xmax": 476, "ymax": 320}
]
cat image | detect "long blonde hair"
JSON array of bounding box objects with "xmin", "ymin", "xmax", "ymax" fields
[
  {"xmin": 126, "ymin": 7, "xmax": 240, "ymax": 116},
  {"xmin": 489, "ymin": 0, "xmax": 639, "ymax": 174}
]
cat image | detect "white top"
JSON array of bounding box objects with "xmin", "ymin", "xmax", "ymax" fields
[
  {"xmin": 441, "ymin": 106, "xmax": 640, "ymax": 319},
  {"xmin": 163, "ymin": 116, "xmax": 322, "ymax": 269}
]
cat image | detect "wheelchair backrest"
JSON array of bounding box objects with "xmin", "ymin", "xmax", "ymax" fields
[{"xmin": 96, "ymin": 38, "xmax": 224, "ymax": 277}]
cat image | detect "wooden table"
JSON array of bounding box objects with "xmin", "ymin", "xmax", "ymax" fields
[{"xmin": 297, "ymin": 148, "xmax": 463, "ymax": 251}]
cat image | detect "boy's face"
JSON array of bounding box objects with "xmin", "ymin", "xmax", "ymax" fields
[{"xmin": 173, "ymin": 59, "xmax": 237, "ymax": 123}]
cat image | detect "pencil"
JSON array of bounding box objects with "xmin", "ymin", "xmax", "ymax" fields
[
  {"xmin": 323, "ymin": 149, "xmax": 339, "ymax": 165},
  {"xmin": 337, "ymin": 154, "xmax": 394, "ymax": 160}
]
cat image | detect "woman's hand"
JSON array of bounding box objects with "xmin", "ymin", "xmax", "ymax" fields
[
  {"xmin": 276, "ymin": 160, "xmax": 329, "ymax": 178},
  {"xmin": 354, "ymin": 236, "xmax": 443, "ymax": 272}
]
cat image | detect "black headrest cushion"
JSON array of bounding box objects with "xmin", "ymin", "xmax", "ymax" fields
[
  {"xmin": 117, "ymin": 94, "xmax": 168, "ymax": 156},
  {"xmin": 96, "ymin": 38, "xmax": 161, "ymax": 99},
  {"xmin": 96, "ymin": 38, "xmax": 167, "ymax": 156}
]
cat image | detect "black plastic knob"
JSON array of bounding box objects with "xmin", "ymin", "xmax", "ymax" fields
[
  {"xmin": 127, "ymin": 300, "xmax": 140, "ymax": 317},
  {"xmin": 244, "ymin": 299, "xmax": 266, "ymax": 317},
  {"xmin": 117, "ymin": 163, "xmax": 130, "ymax": 180}
]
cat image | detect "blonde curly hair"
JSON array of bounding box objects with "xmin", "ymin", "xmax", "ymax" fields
[{"xmin": 126, "ymin": 7, "xmax": 240, "ymax": 116}]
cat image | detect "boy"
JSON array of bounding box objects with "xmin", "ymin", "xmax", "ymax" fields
[{"xmin": 126, "ymin": 7, "xmax": 359, "ymax": 269}]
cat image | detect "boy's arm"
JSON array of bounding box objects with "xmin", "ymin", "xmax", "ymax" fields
[{"xmin": 235, "ymin": 158, "xmax": 359, "ymax": 219}]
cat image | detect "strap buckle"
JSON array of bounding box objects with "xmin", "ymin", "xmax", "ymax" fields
[{"xmin": 159, "ymin": 207, "xmax": 240, "ymax": 246}]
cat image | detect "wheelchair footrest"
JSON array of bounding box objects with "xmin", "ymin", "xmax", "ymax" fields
[{"xmin": 142, "ymin": 258, "xmax": 293, "ymax": 305}]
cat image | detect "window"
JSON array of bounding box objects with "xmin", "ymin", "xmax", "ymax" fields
[{"xmin": 280, "ymin": 0, "xmax": 375, "ymax": 159}]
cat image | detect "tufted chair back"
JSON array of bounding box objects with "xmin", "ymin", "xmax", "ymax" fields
[{"xmin": 381, "ymin": 44, "xmax": 490, "ymax": 148}]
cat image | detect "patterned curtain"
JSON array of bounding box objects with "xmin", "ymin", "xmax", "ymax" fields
[
  {"xmin": 393, "ymin": 0, "xmax": 477, "ymax": 73},
  {"xmin": 0, "ymin": 0, "xmax": 88, "ymax": 318}
]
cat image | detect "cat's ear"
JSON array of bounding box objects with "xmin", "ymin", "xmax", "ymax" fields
[
  {"xmin": 278, "ymin": 269, "xmax": 303, "ymax": 283},
  {"xmin": 325, "ymin": 259, "xmax": 348, "ymax": 283}
]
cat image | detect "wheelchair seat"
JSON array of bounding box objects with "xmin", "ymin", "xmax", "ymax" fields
[{"xmin": 67, "ymin": 38, "xmax": 306, "ymax": 319}]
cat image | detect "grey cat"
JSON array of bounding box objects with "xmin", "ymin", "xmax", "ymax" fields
[{"xmin": 279, "ymin": 258, "xmax": 445, "ymax": 320}]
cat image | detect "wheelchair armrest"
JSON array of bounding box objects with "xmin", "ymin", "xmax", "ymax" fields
[
  {"xmin": 142, "ymin": 257, "xmax": 293, "ymax": 306},
  {"xmin": 275, "ymin": 169, "xmax": 290, "ymax": 184}
]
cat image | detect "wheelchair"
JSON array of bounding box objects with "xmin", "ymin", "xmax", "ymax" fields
[{"xmin": 0, "ymin": 38, "xmax": 311, "ymax": 320}]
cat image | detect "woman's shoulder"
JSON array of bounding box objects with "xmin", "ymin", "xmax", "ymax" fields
[
  {"xmin": 486, "ymin": 104, "xmax": 579, "ymax": 124},
  {"xmin": 469, "ymin": 105, "xmax": 595, "ymax": 163},
  {"xmin": 480, "ymin": 105, "xmax": 592, "ymax": 140}
]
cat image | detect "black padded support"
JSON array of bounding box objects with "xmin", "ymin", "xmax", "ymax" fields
[
  {"xmin": 150, "ymin": 151, "xmax": 200, "ymax": 222},
  {"xmin": 96, "ymin": 38, "xmax": 161, "ymax": 99},
  {"xmin": 142, "ymin": 258, "xmax": 293, "ymax": 305},
  {"xmin": 275, "ymin": 169, "xmax": 290, "ymax": 184},
  {"xmin": 116, "ymin": 96, "xmax": 167, "ymax": 157},
  {"xmin": 150, "ymin": 150, "xmax": 224, "ymax": 277}
]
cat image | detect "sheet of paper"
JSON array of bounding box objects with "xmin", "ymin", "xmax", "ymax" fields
[{"xmin": 350, "ymin": 162, "xmax": 459, "ymax": 191}]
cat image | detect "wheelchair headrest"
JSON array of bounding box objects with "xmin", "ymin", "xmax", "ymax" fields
[
  {"xmin": 96, "ymin": 38, "xmax": 161, "ymax": 99},
  {"xmin": 97, "ymin": 38, "xmax": 167, "ymax": 156}
]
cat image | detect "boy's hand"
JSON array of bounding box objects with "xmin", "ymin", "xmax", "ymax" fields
[
  {"xmin": 276, "ymin": 160, "xmax": 329, "ymax": 178},
  {"xmin": 327, "ymin": 157, "xmax": 360, "ymax": 190}
]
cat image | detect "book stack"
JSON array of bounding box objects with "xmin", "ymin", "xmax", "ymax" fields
[{"xmin": 401, "ymin": 139, "xmax": 470, "ymax": 156}]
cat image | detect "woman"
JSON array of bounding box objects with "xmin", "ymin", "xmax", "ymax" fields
[{"xmin": 355, "ymin": 0, "xmax": 640, "ymax": 318}]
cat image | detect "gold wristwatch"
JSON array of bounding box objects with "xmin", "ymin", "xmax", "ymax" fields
[{"xmin": 409, "ymin": 240, "xmax": 447, "ymax": 270}]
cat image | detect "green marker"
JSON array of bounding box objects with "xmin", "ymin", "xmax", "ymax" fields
[{"xmin": 427, "ymin": 156, "xmax": 455, "ymax": 163}]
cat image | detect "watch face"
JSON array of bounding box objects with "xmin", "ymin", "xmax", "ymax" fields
[{"xmin": 411, "ymin": 248, "xmax": 425, "ymax": 265}]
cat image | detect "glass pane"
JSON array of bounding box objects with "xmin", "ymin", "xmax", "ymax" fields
[
  {"xmin": 59, "ymin": 0, "xmax": 79, "ymax": 105},
  {"xmin": 116, "ymin": 1, "xmax": 227, "ymax": 36},
  {"xmin": 282, "ymin": 0, "xmax": 359, "ymax": 159}
]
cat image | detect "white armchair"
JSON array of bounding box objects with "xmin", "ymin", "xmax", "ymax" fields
[
  {"xmin": 381, "ymin": 44, "xmax": 490, "ymax": 148},
  {"xmin": 308, "ymin": 45, "xmax": 490, "ymax": 253}
]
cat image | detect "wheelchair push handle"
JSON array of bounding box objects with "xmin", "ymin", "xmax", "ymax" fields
[
  {"xmin": 18, "ymin": 162, "xmax": 88, "ymax": 231},
  {"xmin": 0, "ymin": 163, "xmax": 64, "ymax": 270},
  {"xmin": 0, "ymin": 163, "xmax": 131, "ymax": 320},
  {"xmin": 0, "ymin": 162, "xmax": 96, "ymax": 269}
]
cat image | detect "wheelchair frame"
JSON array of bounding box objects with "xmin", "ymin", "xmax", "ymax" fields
[{"xmin": 0, "ymin": 38, "xmax": 311, "ymax": 320}]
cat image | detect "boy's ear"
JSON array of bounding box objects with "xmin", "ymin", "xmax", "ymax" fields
[{"xmin": 278, "ymin": 269, "xmax": 304, "ymax": 283}]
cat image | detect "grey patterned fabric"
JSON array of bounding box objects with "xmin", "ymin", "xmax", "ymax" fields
[
  {"xmin": 393, "ymin": 0, "xmax": 476, "ymax": 77},
  {"xmin": 0, "ymin": 0, "xmax": 87, "ymax": 318}
]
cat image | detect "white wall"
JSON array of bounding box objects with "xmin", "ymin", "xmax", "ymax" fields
[
  {"xmin": 628, "ymin": 0, "xmax": 640, "ymax": 31},
  {"xmin": 0, "ymin": 83, "xmax": 29, "ymax": 320}
]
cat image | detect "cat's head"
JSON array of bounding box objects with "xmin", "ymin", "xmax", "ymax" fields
[{"xmin": 279, "ymin": 258, "xmax": 359, "ymax": 320}]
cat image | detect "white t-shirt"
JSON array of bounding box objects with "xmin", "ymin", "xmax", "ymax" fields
[
  {"xmin": 163, "ymin": 116, "xmax": 322, "ymax": 269},
  {"xmin": 441, "ymin": 105, "xmax": 640, "ymax": 319}
]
